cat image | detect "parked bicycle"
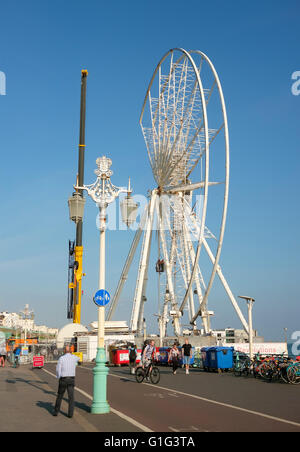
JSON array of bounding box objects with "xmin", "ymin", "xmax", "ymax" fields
[
  {"xmin": 286, "ymin": 362, "xmax": 300, "ymax": 385},
  {"xmin": 233, "ymin": 351, "xmax": 255, "ymax": 377},
  {"xmin": 264, "ymin": 357, "xmax": 300, "ymax": 385},
  {"xmin": 234, "ymin": 352, "xmax": 300, "ymax": 385}
]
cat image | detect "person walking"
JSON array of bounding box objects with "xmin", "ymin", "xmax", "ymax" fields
[
  {"xmin": 0, "ymin": 341, "xmax": 7, "ymax": 368},
  {"xmin": 169, "ymin": 343, "xmax": 180, "ymax": 375},
  {"xmin": 53, "ymin": 345, "xmax": 80, "ymax": 418},
  {"xmin": 13, "ymin": 345, "xmax": 21, "ymax": 368},
  {"xmin": 128, "ymin": 343, "xmax": 137, "ymax": 374},
  {"xmin": 182, "ymin": 338, "xmax": 193, "ymax": 374}
]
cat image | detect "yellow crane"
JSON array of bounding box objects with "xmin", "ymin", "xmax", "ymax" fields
[{"xmin": 68, "ymin": 70, "xmax": 88, "ymax": 324}]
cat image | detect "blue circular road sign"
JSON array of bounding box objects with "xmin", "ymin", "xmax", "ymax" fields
[{"xmin": 93, "ymin": 289, "xmax": 111, "ymax": 307}]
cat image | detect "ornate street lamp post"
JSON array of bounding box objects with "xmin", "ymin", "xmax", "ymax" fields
[
  {"xmin": 19, "ymin": 304, "xmax": 34, "ymax": 348},
  {"xmin": 76, "ymin": 156, "xmax": 138, "ymax": 414},
  {"xmin": 239, "ymin": 296, "xmax": 255, "ymax": 359}
]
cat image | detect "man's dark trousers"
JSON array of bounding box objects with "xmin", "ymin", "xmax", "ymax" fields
[{"xmin": 54, "ymin": 377, "xmax": 75, "ymax": 417}]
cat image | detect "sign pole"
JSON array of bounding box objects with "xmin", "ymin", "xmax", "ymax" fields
[
  {"xmin": 248, "ymin": 300, "xmax": 254, "ymax": 360},
  {"xmin": 91, "ymin": 205, "xmax": 110, "ymax": 414}
]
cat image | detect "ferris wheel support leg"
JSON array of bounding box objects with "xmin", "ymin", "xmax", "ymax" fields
[
  {"xmin": 156, "ymin": 203, "xmax": 182, "ymax": 337},
  {"xmin": 182, "ymin": 226, "xmax": 196, "ymax": 325},
  {"xmin": 191, "ymin": 238, "xmax": 249, "ymax": 333},
  {"xmin": 107, "ymin": 206, "xmax": 148, "ymax": 321},
  {"xmin": 180, "ymin": 222, "xmax": 210, "ymax": 333},
  {"xmin": 160, "ymin": 297, "xmax": 170, "ymax": 341},
  {"xmin": 137, "ymin": 229, "xmax": 153, "ymax": 335},
  {"xmin": 158, "ymin": 318, "xmax": 164, "ymax": 347},
  {"xmin": 130, "ymin": 191, "xmax": 157, "ymax": 333}
]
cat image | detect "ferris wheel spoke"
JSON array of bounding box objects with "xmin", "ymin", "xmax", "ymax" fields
[
  {"xmin": 144, "ymin": 51, "xmax": 215, "ymax": 189},
  {"xmin": 186, "ymin": 123, "xmax": 225, "ymax": 180},
  {"xmin": 208, "ymin": 123, "xmax": 224, "ymax": 147},
  {"xmin": 148, "ymin": 92, "xmax": 160, "ymax": 163},
  {"xmin": 151, "ymin": 54, "xmax": 184, "ymax": 125},
  {"xmin": 159, "ymin": 62, "xmax": 188, "ymax": 180},
  {"xmin": 205, "ymin": 79, "xmax": 217, "ymax": 105},
  {"xmin": 156, "ymin": 54, "xmax": 184, "ymax": 114},
  {"xmin": 153, "ymin": 55, "xmax": 185, "ymax": 135},
  {"xmin": 160, "ymin": 71, "xmax": 173, "ymax": 169},
  {"xmin": 159, "ymin": 57, "xmax": 207, "ymax": 186},
  {"xmin": 161, "ymin": 81, "xmax": 199, "ymax": 180},
  {"xmin": 162, "ymin": 111, "xmax": 208, "ymax": 187},
  {"xmin": 176, "ymin": 79, "xmax": 219, "ymax": 179},
  {"xmin": 165, "ymin": 180, "xmax": 223, "ymax": 194},
  {"xmin": 180, "ymin": 79, "xmax": 216, "ymax": 152}
]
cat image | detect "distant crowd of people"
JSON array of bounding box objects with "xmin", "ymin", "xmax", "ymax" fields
[
  {"xmin": 0, "ymin": 340, "xmax": 22, "ymax": 368},
  {"xmin": 128, "ymin": 338, "xmax": 193, "ymax": 376}
]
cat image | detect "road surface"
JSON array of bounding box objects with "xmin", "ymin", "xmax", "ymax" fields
[{"xmin": 41, "ymin": 362, "xmax": 300, "ymax": 432}]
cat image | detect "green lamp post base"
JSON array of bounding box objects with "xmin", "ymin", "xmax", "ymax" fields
[{"xmin": 91, "ymin": 347, "xmax": 110, "ymax": 414}]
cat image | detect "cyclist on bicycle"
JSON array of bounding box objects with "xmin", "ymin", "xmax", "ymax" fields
[{"xmin": 142, "ymin": 340, "xmax": 156, "ymax": 380}]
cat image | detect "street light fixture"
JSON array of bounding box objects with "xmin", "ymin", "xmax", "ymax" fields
[
  {"xmin": 75, "ymin": 156, "xmax": 138, "ymax": 414},
  {"xmin": 68, "ymin": 192, "xmax": 86, "ymax": 224},
  {"xmin": 120, "ymin": 178, "xmax": 139, "ymax": 227},
  {"xmin": 239, "ymin": 296, "xmax": 255, "ymax": 359},
  {"xmin": 19, "ymin": 304, "xmax": 34, "ymax": 348},
  {"xmin": 284, "ymin": 328, "xmax": 288, "ymax": 355}
]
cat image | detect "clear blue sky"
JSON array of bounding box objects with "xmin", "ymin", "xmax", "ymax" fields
[{"xmin": 0, "ymin": 0, "xmax": 299, "ymax": 341}]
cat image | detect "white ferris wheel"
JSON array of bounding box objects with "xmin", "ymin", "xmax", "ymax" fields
[{"xmin": 107, "ymin": 48, "xmax": 249, "ymax": 339}]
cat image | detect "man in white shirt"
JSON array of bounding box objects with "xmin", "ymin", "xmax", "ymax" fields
[{"xmin": 53, "ymin": 346, "xmax": 80, "ymax": 418}]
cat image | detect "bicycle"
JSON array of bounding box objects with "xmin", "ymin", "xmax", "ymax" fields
[
  {"xmin": 256, "ymin": 355, "xmax": 295, "ymax": 383},
  {"xmin": 233, "ymin": 352, "xmax": 252, "ymax": 377},
  {"xmin": 12, "ymin": 355, "xmax": 20, "ymax": 368},
  {"xmin": 287, "ymin": 361, "xmax": 300, "ymax": 385},
  {"xmin": 135, "ymin": 359, "xmax": 160, "ymax": 385},
  {"xmin": 234, "ymin": 352, "xmax": 263, "ymax": 378}
]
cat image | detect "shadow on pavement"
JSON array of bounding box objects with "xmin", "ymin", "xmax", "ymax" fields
[
  {"xmin": 36, "ymin": 401, "xmax": 54, "ymax": 415},
  {"xmin": 37, "ymin": 399, "xmax": 91, "ymax": 417},
  {"xmin": 6, "ymin": 377, "xmax": 57, "ymax": 396},
  {"xmin": 74, "ymin": 401, "xmax": 91, "ymax": 414}
]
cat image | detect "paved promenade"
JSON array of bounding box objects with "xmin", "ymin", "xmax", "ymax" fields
[
  {"xmin": 0, "ymin": 364, "xmax": 141, "ymax": 432},
  {"xmin": 1, "ymin": 362, "xmax": 300, "ymax": 432}
]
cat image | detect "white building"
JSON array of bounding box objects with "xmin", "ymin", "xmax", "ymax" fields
[
  {"xmin": 34, "ymin": 325, "xmax": 58, "ymax": 336},
  {"xmin": 211, "ymin": 327, "xmax": 264, "ymax": 345},
  {"xmin": 0, "ymin": 311, "xmax": 57, "ymax": 337},
  {"xmin": 0, "ymin": 312, "xmax": 25, "ymax": 329}
]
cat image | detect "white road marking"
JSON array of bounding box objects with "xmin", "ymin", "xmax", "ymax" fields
[
  {"xmin": 144, "ymin": 393, "xmax": 165, "ymax": 398},
  {"xmin": 169, "ymin": 426, "xmax": 200, "ymax": 432},
  {"xmin": 42, "ymin": 368, "xmax": 153, "ymax": 432}
]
